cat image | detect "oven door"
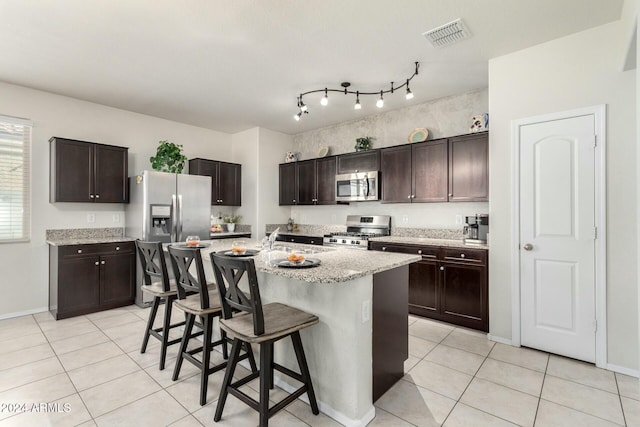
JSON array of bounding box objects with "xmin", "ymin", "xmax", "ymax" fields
[{"xmin": 335, "ymin": 171, "xmax": 379, "ymax": 202}]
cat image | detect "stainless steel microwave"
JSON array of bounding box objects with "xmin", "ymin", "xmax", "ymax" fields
[{"xmin": 335, "ymin": 171, "xmax": 379, "ymax": 202}]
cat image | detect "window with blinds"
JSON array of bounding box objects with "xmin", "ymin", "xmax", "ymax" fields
[{"xmin": 0, "ymin": 116, "xmax": 31, "ymax": 242}]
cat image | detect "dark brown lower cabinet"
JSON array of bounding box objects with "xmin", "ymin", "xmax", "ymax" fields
[
  {"xmin": 370, "ymin": 242, "xmax": 488, "ymax": 332},
  {"xmin": 50, "ymin": 242, "xmax": 135, "ymax": 319}
]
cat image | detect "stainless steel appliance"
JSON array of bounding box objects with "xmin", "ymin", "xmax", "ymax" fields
[
  {"xmin": 335, "ymin": 171, "xmax": 379, "ymax": 202},
  {"xmin": 323, "ymin": 215, "xmax": 391, "ymax": 249},
  {"xmin": 463, "ymin": 214, "xmax": 489, "ymax": 244},
  {"xmin": 125, "ymin": 170, "xmax": 212, "ymax": 306}
]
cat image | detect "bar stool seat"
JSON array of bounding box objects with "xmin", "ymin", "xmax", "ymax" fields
[
  {"xmin": 174, "ymin": 289, "xmax": 222, "ymax": 316},
  {"xmin": 220, "ymin": 303, "xmax": 318, "ymax": 344},
  {"xmin": 141, "ymin": 280, "xmax": 178, "ymax": 297}
]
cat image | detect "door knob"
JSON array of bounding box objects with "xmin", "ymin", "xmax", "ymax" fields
[{"xmin": 523, "ymin": 243, "xmax": 533, "ymax": 251}]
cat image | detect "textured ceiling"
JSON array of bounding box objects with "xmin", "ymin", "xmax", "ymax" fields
[{"xmin": 0, "ymin": 0, "xmax": 624, "ymax": 134}]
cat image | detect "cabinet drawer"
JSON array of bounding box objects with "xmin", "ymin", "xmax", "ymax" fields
[
  {"xmin": 59, "ymin": 241, "xmax": 135, "ymax": 257},
  {"xmin": 441, "ymin": 247, "xmax": 487, "ymax": 264},
  {"xmin": 370, "ymin": 242, "xmax": 439, "ymax": 259}
]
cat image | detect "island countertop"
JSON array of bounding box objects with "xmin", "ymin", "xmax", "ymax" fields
[{"xmin": 199, "ymin": 239, "xmax": 420, "ymax": 284}]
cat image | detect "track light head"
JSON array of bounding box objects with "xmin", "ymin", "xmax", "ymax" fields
[
  {"xmin": 354, "ymin": 92, "xmax": 362, "ymax": 110},
  {"xmin": 405, "ymin": 79, "xmax": 414, "ymax": 99},
  {"xmin": 294, "ymin": 111, "xmax": 302, "ymax": 121},
  {"xmin": 300, "ymin": 99, "xmax": 308, "ymax": 112},
  {"xmin": 320, "ymin": 88, "xmax": 329, "ymax": 106},
  {"xmin": 376, "ymin": 91, "xmax": 384, "ymax": 108}
]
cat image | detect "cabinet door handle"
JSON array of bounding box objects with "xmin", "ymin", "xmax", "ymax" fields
[
  {"xmin": 89, "ymin": 195, "xmax": 94, "ymax": 199},
  {"xmin": 411, "ymin": 195, "xmax": 415, "ymax": 198},
  {"xmin": 382, "ymin": 247, "xmax": 387, "ymax": 251},
  {"xmin": 219, "ymin": 199, "xmax": 223, "ymax": 203},
  {"xmin": 440, "ymin": 266, "xmax": 445, "ymax": 271},
  {"xmin": 77, "ymin": 249, "xmax": 83, "ymax": 254},
  {"xmin": 101, "ymin": 260, "xmax": 105, "ymax": 265},
  {"xmin": 407, "ymin": 195, "xmax": 411, "ymax": 199},
  {"xmin": 460, "ymin": 253, "xmax": 465, "ymax": 258},
  {"xmin": 115, "ymin": 246, "xmax": 120, "ymax": 251},
  {"xmin": 417, "ymin": 250, "xmax": 422, "ymax": 254},
  {"xmin": 448, "ymin": 193, "xmax": 453, "ymax": 197},
  {"xmin": 95, "ymin": 194, "xmax": 100, "ymax": 199},
  {"xmin": 95, "ymin": 261, "xmax": 99, "ymax": 266},
  {"xmin": 310, "ymin": 240, "xmax": 315, "ymax": 244}
]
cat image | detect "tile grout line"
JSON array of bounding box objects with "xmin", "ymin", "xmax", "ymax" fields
[
  {"xmin": 34, "ymin": 313, "xmax": 96, "ymax": 426},
  {"xmin": 613, "ymin": 374, "xmax": 628, "ymax": 427},
  {"xmin": 531, "ymin": 352, "xmax": 550, "ymax": 425}
]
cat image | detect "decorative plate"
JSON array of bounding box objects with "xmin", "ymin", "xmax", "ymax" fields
[
  {"xmin": 408, "ymin": 128, "xmax": 429, "ymax": 143},
  {"xmin": 317, "ymin": 146, "xmax": 329, "ymax": 158},
  {"xmin": 274, "ymin": 258, "xmax": 321, "ymax": 268},
  {"xmin": 173, "ymin": 243, "xmax": 211, "ymax": 249},
  {"xmin": 218, "ymin": 249, "xmax": 260, "ymax": 257}
]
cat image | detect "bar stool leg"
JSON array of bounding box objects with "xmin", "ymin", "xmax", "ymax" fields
[
  {"xmin": 141, "ymin": 296, "xmax": 160, "ymax": 353},
  {"xmin": 291, "ymin": 332, "xmax": 319, "ymax": 415},
  {"xmin": 221, "ymin": 329, "xmax": 229, "ymax": 359},
  {"xmin": 200, "ymin": 314, "xmax": 213, "ymax": 406},
  {"xmin": 214, "ymin": 338, "xmax": 242, "ymax": 422},
  {"xmin": 244, "ymin": 342, "xmax": 258, "ymax": 373},
  {"xmin": 159, "ymin": 295, "xmax": 174, "ymax": 370},
  {"xmin": 172, "ymin": 313, "xmax": 195, "ymax": 381},
  {"xmin": 268, "ymin": 343, "xmax": 274, "ymax": 390},
  {"xmin": 259, "ymin": 341, "xmax": 273, "ymax": 426}
]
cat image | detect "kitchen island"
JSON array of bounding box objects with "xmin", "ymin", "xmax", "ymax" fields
[{"xmin": 197, "ymin": 239, "xmax": 419, "ymax": 427}]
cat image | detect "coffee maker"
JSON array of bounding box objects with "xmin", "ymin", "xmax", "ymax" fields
[{"xmin": 463, "ymin": 214, "xmax": 489, "ymax": 244}]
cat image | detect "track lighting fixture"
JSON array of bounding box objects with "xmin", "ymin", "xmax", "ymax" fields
[
  {"xmin": 293, "ymin": 62, "xmax": 419, "ymax": 120},
  {"xmin": 376, "ymin": 91, "xmax": 384, "ymax": 108},
  {"xmin": 320, "ymin": 88, "xmax": 329, "ymax": 106}
]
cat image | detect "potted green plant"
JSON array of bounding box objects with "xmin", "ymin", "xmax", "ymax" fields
[
  {"xmin": 355, "ymin": 136, "xmax": 372, "ymax": 151},
  {"xmin": 150, "ymin": 140, "xmax": 187, "ymax": 173},
  {"xmin": 223, "ymin": 214, "xmax": 241, "ymax": 232}
]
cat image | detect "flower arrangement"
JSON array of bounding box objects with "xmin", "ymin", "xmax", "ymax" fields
[{"xmin": 355, "ymin": 136, "xmax": 372, "ymax": 151}]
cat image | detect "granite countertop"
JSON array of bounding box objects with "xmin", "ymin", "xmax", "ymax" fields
[
  {"xmin": 369, "ymin": 236, "xmax": 489, "ymax": 250},
  {"xmin": 272, "ymin": 231, "xmax": 326, "ymax": 238},
  {"xmin": 198, "ymin": 238, "xmax": 420, "ymax": 284},
  {"xmin": 47, "ymin": 236, "xmax": 137, "ymax": 246}
]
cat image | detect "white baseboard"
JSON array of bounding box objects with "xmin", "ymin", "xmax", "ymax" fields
[
  {"xmin": 0, "ymin": 307, "xmax": 48, "ymax": 321},
  {"xmin": 607, "ymin": 363, "xmax": 640, "ymax": 378},
  {"xmin": 488, "ymin": 334, "xmax": 512, "ymax": 345},
  {"xmin": 274, "ymin": 377, "xmax": 375, "ymax": 427}
]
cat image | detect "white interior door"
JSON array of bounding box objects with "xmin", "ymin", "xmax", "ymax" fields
[{"xmin": 519, "ymin": 114, "xmax": 596, "ymax": 363}]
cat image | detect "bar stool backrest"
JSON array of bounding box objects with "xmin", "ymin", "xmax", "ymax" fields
[
  {"xmin": 167, "ymin": 245, "xmax": 210, "ymax": 308},
  {"xmin": 135, "ymin": 240, "xmax": 171, "ymax": 292},
  {"xmin": 210, "ymin": 253, "xmax": 265, "ymax": 336}
]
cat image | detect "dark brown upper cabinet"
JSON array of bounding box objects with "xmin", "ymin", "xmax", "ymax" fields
[
  {"xmin": 380, "ymin": 139, "xmax": 448, "ymax": 203},
  {"xmin": 279, "ymin": 162, "xmax": 297, "ymax": 206},
  {"xmin": 336, "ymin": 150, "xmax": 380, "ymax": 174},
  {"xmin": 50, "ymin": 137, "xmax": 128, "ymax": 203},
  {"xmin": 189, "ymin": 158, "xmax": 241, "ymax": 206},
  {"xmin": 448, "ymin": 132, "xmax": 489, "ymax": 202},
  {"xmin": 279, "ymin": 157, "xmax": 337, "ymax": 206}
]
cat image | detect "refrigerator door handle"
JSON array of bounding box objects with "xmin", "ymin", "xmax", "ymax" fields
[
  {"xmin": 171, "ymin": 194, "xmax": 178, "ymax": 242},
  {"xmin": 177, "ymin": 194, "xmax": 183, "ymax": 241}
]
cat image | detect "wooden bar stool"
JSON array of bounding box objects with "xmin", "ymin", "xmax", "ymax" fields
[
  {"xmin": 167, "ymin": 245, "xmax": 257, "ymax": 406},
  {"xmin": 135, "ymin": 240, "xmax": 187, "ymax": 370},
  {"xmin": 210, "ymin": 253, "xmax": 320, "ymax": 427}
]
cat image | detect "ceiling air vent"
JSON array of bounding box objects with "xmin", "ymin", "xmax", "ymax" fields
[{"xmin": 423, "ymin": 18, "xmax": 471, "ymax": 48}]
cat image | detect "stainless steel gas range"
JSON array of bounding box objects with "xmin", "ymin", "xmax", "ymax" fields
[{"xmin": 322, "ymin": 215, "xmax": 391, "ymax": 249}]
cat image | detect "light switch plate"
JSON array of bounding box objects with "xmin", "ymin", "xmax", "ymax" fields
[
  {"xmin": 455, "ymin": 214, "xmax": 463, "ymax": 225},
  {"xmin": 87, "ymin": 213, "xmax": 95, "ymax": 223},
  {"xmin": 361, "ymin": 300, "xmax": 371, "ymax": 323},
  {"xmin": 112, "ymin": 214, "xmax": 120, "ymax": 223}
]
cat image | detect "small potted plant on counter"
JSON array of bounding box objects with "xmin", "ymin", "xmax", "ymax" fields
[
  {"xmin": 355, "ymin": 136, "xmax": 372, "ymax": 151},
  {"xmin": 223, "ymin": 215, "xmax": 241, "ymax": 232}
]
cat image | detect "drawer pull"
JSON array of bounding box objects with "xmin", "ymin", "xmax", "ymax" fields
[
  {"xmin": 101, "ymin": 260, "xmax": 106, "ymax": 265},
  {"xmin": 77, "ymin": 249, "xmax": 83, "ymax": 254},
  {"xmin": 310, "ymin": 240, "xmax": 315, "ymax": 244},
  {"xmin": 460, "ymin": 253, "xmax": 465, "ymax": 258},
  {"xmin": 116, "ymin": 246, "xmax": 120, "ymax": 251},
  {"xmin": 440, "ymin": 266, "xmax": 445, "ymax": 271},
  {"xmin": 95, "ymin": 261, "xmax": 99, "ymax": 266},
  {"xmin": 382, "ymin": 247, "xmax": 387, "ymax": 251},
  {"xmin": 417, "ymin": 250, "xmax": 422, "ymax": 255}
]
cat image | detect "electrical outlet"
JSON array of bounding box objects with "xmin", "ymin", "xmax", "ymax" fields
[
  {"xmin": 402, "ymin": 215, "xmax": 409, "ymax": 224},
  {"xmin": 455, "ymin": 214, "xmax": 463, "ymax": 225},
  {"xmin": 361, "ymin": 300, "xmax": 371, "ymax": 323},
  {"xmin": 112, "ymin": 214, "xmax": 120, "ymax": 223},
  {"xmin": 87, "ymin": 213, "xmax": 95, "ymax": 223}
]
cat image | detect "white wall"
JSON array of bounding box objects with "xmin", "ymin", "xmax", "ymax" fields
[
  {"xmin": 0, "ymin": 81, "xmax": 232, "ymax": 318},
  {"xmin": 489, "ymin": 20, "xmax": 638, "ymax": 371},
  {"xmin": 291, "ymin": 90, "xmax": 489, "ymax": 229},
  {"xmin": 232, "ymin": 127, "xmax": 293, "ymax": 239}
]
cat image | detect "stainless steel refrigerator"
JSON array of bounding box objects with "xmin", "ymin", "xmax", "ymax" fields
[{"xmin": 125, "ymin": 170, "xmax": 212, "ymax": 306}]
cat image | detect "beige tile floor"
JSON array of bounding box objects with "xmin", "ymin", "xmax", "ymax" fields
[{"xmin": 0, "ymin": 306, "xmax": 637, "ymax": 426}]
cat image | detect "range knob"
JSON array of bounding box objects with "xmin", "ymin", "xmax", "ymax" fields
[{"xmin": 342, "ymin": 239, "xmax": 347, "ymax": 244}]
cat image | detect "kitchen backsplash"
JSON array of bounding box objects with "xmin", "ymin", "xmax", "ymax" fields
[{"xmin": 266, "ymin": 223, "xmax": 464, "ymax": 240}]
